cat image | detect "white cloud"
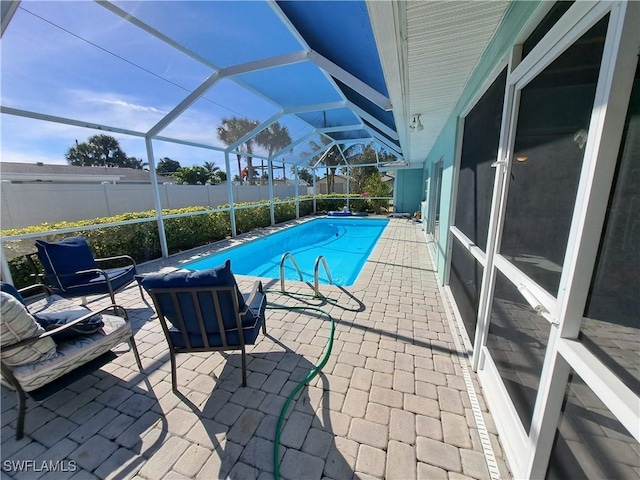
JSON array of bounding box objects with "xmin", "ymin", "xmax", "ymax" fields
[
  {"xmin": 95, "ymin": 99, "xmax": 166, "ymax": 115},
  {"xmin": 1, "ymin": 88, "xmax": 242, "ymax": 170}
]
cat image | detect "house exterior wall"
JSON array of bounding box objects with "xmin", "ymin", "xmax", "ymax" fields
[
  {"xmin": 394, "ymin": 168, "xmax": 423, "ymax": 214},
  {"xmin": 0, "ymin": 183, "xmax": 298, "ymax": 229},
  {"xmin": 422, "ymin": 0, "xmax": 542, "ymax": 284}
]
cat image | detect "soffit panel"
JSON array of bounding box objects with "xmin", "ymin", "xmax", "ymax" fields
[{"xmin": 369, "ymin": 1, "xmax": 509, "ymax": 166}]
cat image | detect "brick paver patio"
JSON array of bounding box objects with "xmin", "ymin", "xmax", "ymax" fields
[{"xmin": 1, "ymin": 218, "xmax": 512, "ymax": 479}]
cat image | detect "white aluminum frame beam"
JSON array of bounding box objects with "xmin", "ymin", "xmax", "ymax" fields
[
  {"xmin": 309, "ymin": 50, "xmax": 392, "ymax": 111},
  {"xmin": 1, "ymin": 106, "xmax": 146, "ymax": 138},
  {"xmin": 1, "ymin": 0, "xmax": 20, "ymax": 38},
  {"xmin": 97, "ymin": 1, "xmax": 218, "ymax": 70},
  {"xmin": 349, "ymin": 103, "xmax": 398, "ymax": 140},
  {"xmin": 269, "ymin": 131, "xmax": 317, "ymax": 161},
  {"xmin": 153, "ymin": 136, "xmax": 226, "ymax": 152},
  {"xmin": 365, "ymin": 128, "xmax": 403, "ymax": 156},
  {"xmin": 268, "ymin": 0, "xmax": 311, "ymax": 50},
  {"xmin": 220, "ymin": 50, "xmax": 308, "ymax": 78},
  {"xmin": 145, "ymin": 138, "xmax": 169, "ymax": 258},
  {"xmin": 316, "ymin": 124, "xmax": 364, "ymax": 134},
  {"xmin": 97, "ymin": 1, "xmax": 403, "ymax": 163},
  {"xmin": 311, "ymin": 143, "xmax": 336, "ymax": 169},
  {"xmin": 147, "ymin": 72, "xmax": 221, "ymax": 138},
  {"xmin": 294, "ymin": 141, "xmax": 336, "ymax": 167},
  {"xmin": 283, "ymin": 101, "xmax": 347, "ymax": 116}
]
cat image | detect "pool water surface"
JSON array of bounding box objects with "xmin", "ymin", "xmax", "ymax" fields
[{"xmin": 184, "ymin": 217, "xmax": 388, "ymax": 286}]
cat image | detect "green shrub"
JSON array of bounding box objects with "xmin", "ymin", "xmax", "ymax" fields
[{"xmin": 2, "ymin": 193, "xmax": 384, "ymax": 288}]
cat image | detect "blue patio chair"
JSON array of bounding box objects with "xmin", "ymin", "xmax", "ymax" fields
[
  {"xmin": 137, "ymin": 260, "xmax": 267, "ymax": 391},
  {"xmin": 35, "ymin": 236, "xmax": 142, "ymax": 304}
]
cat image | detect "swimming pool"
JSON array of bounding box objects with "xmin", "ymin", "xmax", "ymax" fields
[{"xmin": 184, "ymin": 218, "xmax": 389, "ymax": 286}]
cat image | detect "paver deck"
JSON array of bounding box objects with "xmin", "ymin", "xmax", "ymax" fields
[{"xmin": 1, "ymin": 219, "xmax": 512, "ymax": 480}]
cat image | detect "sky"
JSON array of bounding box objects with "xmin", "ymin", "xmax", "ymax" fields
[{"xmin": 0, "ymin": 1, "xmax": 346, "ymax": 177}]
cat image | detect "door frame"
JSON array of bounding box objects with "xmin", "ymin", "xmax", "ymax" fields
[{"xmin": 471, "ymin": 2, "xmax": 639, "ymax": 477}]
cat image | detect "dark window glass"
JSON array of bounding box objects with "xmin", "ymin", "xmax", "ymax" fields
[
  {"xmin": 546, "ymin": 371, "xmax": 639, "ymax": 480},
  {"xmin": 487, "ymin": 271, "xmax": 551, "ymax": 432},
  {"xmin": 522, "ymin": 2, "xmax": 574, "ymax": 59},
  {"xmin": 500, "ymin": 17, "xmax": 609, "ymax": 296},
  {"xmin": 583, "ymin": 60, "xmax": 640, "ymax": 395},
  {"xmin": 455, "ymin": 69, "xmax": 507, "ymax": 251},
  {"xmin": 449, "ymin": 237, "xmax": 484, "ymax": 345}
]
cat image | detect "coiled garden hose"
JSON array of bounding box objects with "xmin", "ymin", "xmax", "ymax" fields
[{"xmin": 264, "ymin": 291, "xmax": 336, "ymax": 480}]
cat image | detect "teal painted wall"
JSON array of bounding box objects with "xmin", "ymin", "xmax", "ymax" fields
[
  {"xmin": 395, "ymin": 168, "xmax": 424, "ymax": 214},
  {"xmin": 422, "ymin": 1, "xmax": 543, "ymax": 282}
]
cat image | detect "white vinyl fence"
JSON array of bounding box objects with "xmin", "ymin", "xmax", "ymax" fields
[{"xmin": 1, "ymin": 182, "xmax": 303, "ymax": 229}]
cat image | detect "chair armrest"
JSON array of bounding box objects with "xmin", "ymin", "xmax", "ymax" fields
[
  {"xmin": 41, "ymin": 268, "xmax": 107, "ymax": 280},
  {"xmin": 95, "ymin": 255, "xmax": 137, "ymax": 268},
  {"xmin": 240, "ymin": 281, "xmax": 264, "ymax": 316},
  {"xmin": 18, "ymin": 284, "xmax": 53, "ymax": 298},
  {"xmin": 1, "ymin": 304, "xmax": 129, "ymax": 352}
]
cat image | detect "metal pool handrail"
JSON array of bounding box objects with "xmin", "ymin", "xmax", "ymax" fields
[
  {"xmin": 280, "ymin": 252, "xmax": 304, "ymax": 292},
  {"xmin": 314, "ymin": 255, "xmax": 333, "ymax": 297}
]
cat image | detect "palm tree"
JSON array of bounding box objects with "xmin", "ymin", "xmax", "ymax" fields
[
  {"xmin": 203, "ymin": 161, "xmax": 220, "ymax": 183},
  {"xmin": 216, "ymin": 117, "xmax": 258, "ymax": 184},
  {"xmin": 66, "ymin": 135, "xmax": 129, "ymax": 168},
  {"xmin": 309, "ymin": 136, "xmax": 341, "ymax": 193},
  {"xmin": 255, "ymin": 122, "xmax": 292, "ymax": 182}
]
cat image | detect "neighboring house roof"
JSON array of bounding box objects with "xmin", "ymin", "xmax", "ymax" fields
[
  {"xmin": 0, "ymin": 162, "xmax": 173, "ymax": 184},
  {"xmin": 317, "ymin": 175, "xmax": 347, "ymax": 185}
]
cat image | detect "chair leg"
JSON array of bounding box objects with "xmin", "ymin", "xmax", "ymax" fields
[
  {"xmin": 241, "ymin": 347, "xmax": 247, "ymax": 388},
  {"xmin": 261, "ymin": 318, "xmax": 266, "ymax": 335},
  {"xmin": 129, "ymin": 336, "xmax": 143, "ymax": 372},
  {"xmin": 15, "ymin": 388, "xmax": 26, "ymax": 440},
  {"xmin": 170, "ymin": 352, "xmax": 178, "ymax": 393}
]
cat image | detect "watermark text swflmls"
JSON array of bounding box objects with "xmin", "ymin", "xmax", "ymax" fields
[{"xmin": 3, "ymin": 460, "xmax": 78, "ymax": 473}]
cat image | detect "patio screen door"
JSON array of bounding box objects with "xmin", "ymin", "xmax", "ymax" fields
[
  {"xmin": 487, "ymin": 10, "xmax": 609, "ymax": 427},
  {"xmin": 474, "ymin": 3, "xmax": 635, "ymax": 475}
]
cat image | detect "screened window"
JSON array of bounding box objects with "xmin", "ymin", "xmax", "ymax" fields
[
  {"xmin": 449, "ymin": 238, "xmax": 484, "ymax": 345},
  {"xmin": 500, "ymin": 16, "xmax": 609, "ymax": 296},
  {"xmin": 522, "ymin": 1, "xmax": 574, "ymax": 59},
  {"xmin": 454, "ymin": 68, "xmax": 506, "ymax": 251}
]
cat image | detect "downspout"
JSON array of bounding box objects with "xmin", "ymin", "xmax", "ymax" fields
[
  {"xmin": 224, "ymin": 151, "xmax": 237, "ymax": 237},
  {"xmin": 146, "ymin": 138, "xmax": 169, "ymax": 258}
]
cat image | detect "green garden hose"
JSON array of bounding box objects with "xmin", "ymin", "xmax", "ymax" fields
[{"xmin": 264, "ymin": 292, "xmax": 336, "ymax": 480}]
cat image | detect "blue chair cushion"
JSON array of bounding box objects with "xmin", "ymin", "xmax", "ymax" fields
[
  {"xmin": 0, "ymin": 282, "xmax": 26, "ymax": 305},
  {"xmin": 136, "ymin": 260, "xmax": 246, "ymax": 310},
  {"xmin": 35, "ymin": 237, "xmax": 99, "ymax": 289},
  {"xmin": 33, "ymin": 296, "xmax": 104, "ymax": 340}
]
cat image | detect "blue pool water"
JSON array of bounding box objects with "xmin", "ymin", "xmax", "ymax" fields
[{"xmin": 184, "ymin": 218, "xmax": 388, "ymax": 286}]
